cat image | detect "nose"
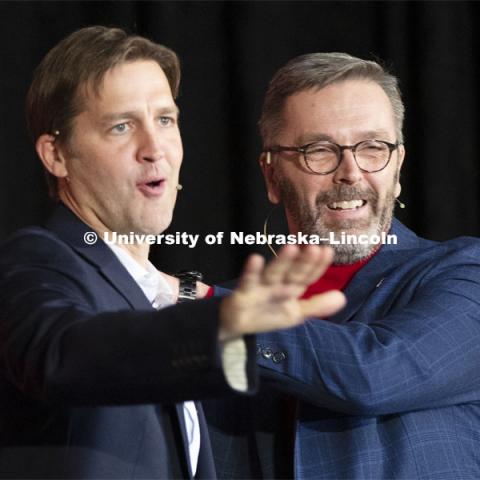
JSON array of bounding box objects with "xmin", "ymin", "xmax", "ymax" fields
[
  {"xmin": 332, "ymin": 147, "xmax": 363, "ymax": 185},
  {"xmin": 137, "ymin": 125, "xmax": 165, "ymax": 163}
]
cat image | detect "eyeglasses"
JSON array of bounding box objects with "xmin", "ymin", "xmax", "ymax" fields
[{"xmin": 267, "ymin": 139, "xmax": 401, "ymax": 175}]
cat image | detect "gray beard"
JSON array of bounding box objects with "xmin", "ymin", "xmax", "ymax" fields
[{"xmin": 277, "ymin": 180, "xmax": 396, "ymax": 265}]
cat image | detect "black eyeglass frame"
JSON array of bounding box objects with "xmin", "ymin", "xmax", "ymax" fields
[{"xmin": 266, "ymin": 139, "xmax": 401, "ymax": 175}]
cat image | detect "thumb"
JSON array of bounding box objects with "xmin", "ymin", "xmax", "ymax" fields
[{"xmin": 299, "ymin": 290, "xmax": 346, "ymax": 319}]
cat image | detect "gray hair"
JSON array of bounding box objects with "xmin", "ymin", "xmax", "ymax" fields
[{"xmin": 259, "ymin": 52, "xmax": 404, "ymax": 147}]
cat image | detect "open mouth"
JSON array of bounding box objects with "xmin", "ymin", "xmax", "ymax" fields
[
  {"xmin": 146, "ymin": 180, "xmax": 162, "ymax": 188},
  {"xmin": 327, "ymin": 200, "xmax": 366, "ymax": 211},
  {"xmin": 137, "ymin": 178, "xmax": 166, "ymax": 197}
]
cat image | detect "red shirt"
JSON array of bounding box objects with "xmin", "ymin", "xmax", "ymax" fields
[
  {"xmin": 205, "ymin": 253, "xmax": 375, "ymax": 298},
  {"xmin": 301, "ymin": 255, "xmax": 372, "ymax": 298}
]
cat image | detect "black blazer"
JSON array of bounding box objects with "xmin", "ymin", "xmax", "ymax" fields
[{"xmin": 0, "ymin": 204, "xmax": 256, "ymax": 479}]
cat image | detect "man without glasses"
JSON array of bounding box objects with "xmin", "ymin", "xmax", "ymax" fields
[
  {"xmin": 0, "ymin": 28, "xmax": 345, "ymax": 479},
  {"xmin": 206, "ymin": 53, "xmax": 480, "ymax": 479}
]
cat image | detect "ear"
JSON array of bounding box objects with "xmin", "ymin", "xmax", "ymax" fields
[
  {"xmin": 394, "ymin": 144, "xmax": 405, "ymax": 198},
  {"xmin": 35, "ymin": 134, "xmax": 69, "ymax": 179},
  {"xmin": 259, "ymin": 152, "xmax": 281, "ymax": 204}
]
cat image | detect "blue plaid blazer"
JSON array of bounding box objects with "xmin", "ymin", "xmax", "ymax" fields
[{"xmin": 205, "ymin": 219, "xmax": 480, "ymax": 479}]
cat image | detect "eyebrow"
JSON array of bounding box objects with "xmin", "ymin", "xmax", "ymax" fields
[
  {"xmin": 99, "ymin": 106, "xmax": 180, "ymax": 125},
  {"xmin": 296, "ymin": 130, "xmax": 394, "ymax": 145}
]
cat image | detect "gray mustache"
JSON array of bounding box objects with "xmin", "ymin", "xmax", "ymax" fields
[{"xmin": 315, "ymin": 186, "xmax": 378, "ymax": 205}]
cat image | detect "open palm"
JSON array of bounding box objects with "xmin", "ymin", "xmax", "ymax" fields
[{"xmin": 220, "ymin": 245, "xmax": 346, "ymax": 338}]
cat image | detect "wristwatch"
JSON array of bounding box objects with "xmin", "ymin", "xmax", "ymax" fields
[{"xmin": 174, "ymin": 270, "xmax": 203, "ymax": 303}]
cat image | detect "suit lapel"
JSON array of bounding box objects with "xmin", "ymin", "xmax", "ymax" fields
[
  {"xmin": 175, "ymin": 401, "xmax": 217, "ymax": 479},
  {"xmin": 328, "ymin": 219, "xmax": 422, "ymax": 324},
  {"xmin": 327, "ymin": 249, "xmax": 398, "ymax": 324},
  {"xmin": 48, "ymin": 205, "xmax": 197, "ymax": 476},
  {"xmin": 195, "ymin": 403, "xmax": 217, "ymax": 479},
  {"xmin": 46, "ymin": 204, "xmax": 152, "ymax": 310},
  {"xmin": 46, "ymin": 204, "xmax": 197, "ymax": 476},
  {"xmin": 174, "ymin": 403, "xmax": 194, "ymax": 478}
]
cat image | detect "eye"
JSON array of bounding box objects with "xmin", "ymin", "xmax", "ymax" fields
[
  {"xmin": 159, "ymin": 116, "xmax": 176, "ymax": 127},
  {"xmin": 310, "ymin": 146, "xmax": 331, "ymax": 153},
  {"xmin": 306, "ymin": 143, "xmax": 337, "ymax": 154},
  {"xmin": 359, "ymin": 141, "xmax": 388, "ymax": 152},
  {"xmin": 110, "ymin": 122, "xmax": 131, "ymax": 135}
]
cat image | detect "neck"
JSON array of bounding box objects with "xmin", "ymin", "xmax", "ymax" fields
[
  {"xmin": 59, "ymin": 190, "xmax": 151, "ymax": 267},
  {"xmin": 117, "ymin": 243, "xmax": 150, "ymax": 267}
]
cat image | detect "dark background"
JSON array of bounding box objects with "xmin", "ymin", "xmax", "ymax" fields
[{"xmin": 0, "ymin": 1, "xmax": 479, "ymax": 283}]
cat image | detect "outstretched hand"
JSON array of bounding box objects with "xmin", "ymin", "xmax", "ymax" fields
[{"xmin": 219, "ymin": 245, "xmax": 346, "ymax": 339}]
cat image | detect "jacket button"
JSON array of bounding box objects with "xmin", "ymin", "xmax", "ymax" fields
[
  {"xmin": 262, "ymin": 348, "xmax": 273, "ymax": 359},
  {"xmin": 273, "ymin": 351, "xmax": 286, "ymax": 363}
]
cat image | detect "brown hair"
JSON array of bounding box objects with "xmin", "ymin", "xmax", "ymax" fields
[
  {"xmin": 259, "ymin": 52, "xmax": 404, "ymax": 148},
  {"xmin": 26, "ymin": 26, "xmax": 181, "ymax": 198}
]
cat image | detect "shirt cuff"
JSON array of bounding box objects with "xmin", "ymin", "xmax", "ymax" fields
[{"xmin": 220, "ymin": 336, "xmax": 248, "ymax": 391}]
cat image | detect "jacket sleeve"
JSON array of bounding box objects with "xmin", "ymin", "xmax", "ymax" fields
[
  {"xmin": 0, "ymin": 230, "xmax": 257, "ymax": 406},
  {"xmin": 256, "ymin": 240, "xmax": 480, "ymax": 415}
]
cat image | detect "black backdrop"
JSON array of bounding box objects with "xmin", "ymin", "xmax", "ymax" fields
[{"xmin": 0, "ymin": 1, "xmax": 479, "ymax": 283}]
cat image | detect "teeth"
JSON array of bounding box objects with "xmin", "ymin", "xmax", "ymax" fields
[{"xmin": 329, "ymin": 200, "xmax": 364, "ymax": 210}]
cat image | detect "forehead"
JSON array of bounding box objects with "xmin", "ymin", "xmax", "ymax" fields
[
  {"xmin": 79, "ymin": 60, "xmax": 174, "ymax": 111},
  {"xmin": 280, "ymin": 80, "xmax": 396, "ymax": 143}
]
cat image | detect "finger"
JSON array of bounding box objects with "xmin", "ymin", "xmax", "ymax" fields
[
  {"xmin": 284, "ymin": 245, "xmax": 322, "ymax": 285},
  {"xmin": 261, "ymin": 244, "xmax": 299, "ymax": 285},
  {"xmin": 299, "ymin": 290, "xmax": 346, "ymax": 319},
  {"xmin": 284, "ymin": 245, "xmax": 334, "ymax": 291},
  {"xmin": 237, "ymin": 253, "xmax": 265, "ymax": 290}
]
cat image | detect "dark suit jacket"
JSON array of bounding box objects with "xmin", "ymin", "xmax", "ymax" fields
[
  {"xmin": 0, "ymin": 204, "xmax": 256, "ymax": 479},
  {"xmin": 205, "ymin": 219, "xmax": 480, "ymax": 479}
]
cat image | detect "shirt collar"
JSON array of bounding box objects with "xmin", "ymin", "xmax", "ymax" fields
[{"xmin": 108, "ymin": 243, "xmax": 173, "ymax": 306}]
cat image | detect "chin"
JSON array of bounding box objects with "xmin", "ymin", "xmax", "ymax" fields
[
  {"xmin": 332, "ymin": 243, "xmax": 376, "ymax": 265},
  {"xmin": 125, "ymin": 220, "xmax": 169, "ymax": 236},
  {"xmin": 152, "ymin": 219, "xmax": 173, "ymax": 236},
  {"xmin": 143, "ymin": 223, "xmax": 170, "ymax": 236}
]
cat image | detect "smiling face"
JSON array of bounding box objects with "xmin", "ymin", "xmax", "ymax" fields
[
  {"xmin": 262, "ymin": 79, "xmax": 405, "ymax": 264},
  {"xmin": 53, "ymin": 60, "xmax": 183, "ymax": 240}
]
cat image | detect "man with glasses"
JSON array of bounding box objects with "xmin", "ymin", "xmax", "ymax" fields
[{"xmin": 206, "ymin": 53, "xmax": 480, "ymax": 479}]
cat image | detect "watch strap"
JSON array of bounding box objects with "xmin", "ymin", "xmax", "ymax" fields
[{"xmin": 174, "ymin": 270, "xmax": 203, "ymax": 303}]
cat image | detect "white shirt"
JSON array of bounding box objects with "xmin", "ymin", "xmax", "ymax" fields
[{"xmin": 108, "ymin": 244, "xmax": 246, "ymax": 476}]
